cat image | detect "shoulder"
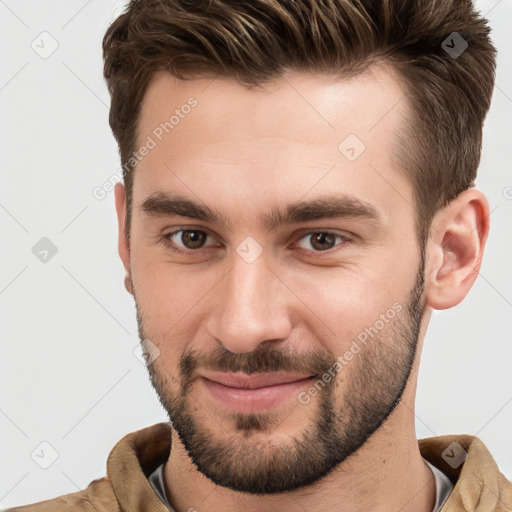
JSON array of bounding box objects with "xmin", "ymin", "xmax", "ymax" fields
[
  {"xmin": 419, "ymin": 434, "xmax": 512, "ymax": 511},
  {"xmin": 2, "ymin": 476, "xmax": 119, "ymax": 512}
]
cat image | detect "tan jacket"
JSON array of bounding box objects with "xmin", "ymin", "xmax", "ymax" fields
[{"xmin": 5, "ymin": 422, "xmax": 512, "ymax": 511}]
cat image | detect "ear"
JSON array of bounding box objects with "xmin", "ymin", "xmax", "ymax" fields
[
  {"xmin": 114, "ymin": 183, "xmax": 133, "ymax": 295},
  {"xmin": 425, "ymin": 188, "xmax": 490, "ymax": 310}
]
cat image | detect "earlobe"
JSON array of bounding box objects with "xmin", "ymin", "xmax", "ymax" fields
[
  {"xmin": 114, "ymin": 183, "xmax": 133, "ymax": 294},
  {"xmin": 124, "ymin": 273, "xmax": 134, "ymax": 295},
  {"xmin": 425, "ymin": 189, "xmax": 489, "ymax": 310}
]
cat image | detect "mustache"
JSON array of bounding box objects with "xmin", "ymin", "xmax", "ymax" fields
[{"xmin": 179, "ymin": 345, "xmax": 336, "ymax": 385}]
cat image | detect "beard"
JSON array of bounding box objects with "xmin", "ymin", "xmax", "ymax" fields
[{"xmin": 134, "ymin": 261, "xmax": 425, "ymax": 495}]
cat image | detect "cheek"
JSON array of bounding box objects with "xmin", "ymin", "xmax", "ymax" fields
[
  {"xmin": 132, "ymin": 241, "xmax": 205, "ymax": 313},
  {"xmin": 283, "ymin": 261, "xmax": 413, "ymax": 351},
  {"xmin": 132, "ymin": 252, "xmax": 210, "ymax": 362}
]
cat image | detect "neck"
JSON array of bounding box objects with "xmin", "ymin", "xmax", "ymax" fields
[{"xmin": 164, "ymin": 395, "xmax": 436, "ymax": 512}]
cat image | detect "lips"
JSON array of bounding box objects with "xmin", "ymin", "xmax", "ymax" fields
[
  {"xmin": 201, "ymin": 371, "xmax": 315, "ymax": 389},
  {"xmin": 199, "ymin": 371, "xmax": 316, "ymax": 413}
]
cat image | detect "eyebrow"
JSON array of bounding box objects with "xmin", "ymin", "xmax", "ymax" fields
[{"xmin": 140, "ymin": 191, "xmax": 381, "ymax": 230}]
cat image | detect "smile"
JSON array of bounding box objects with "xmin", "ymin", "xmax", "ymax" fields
[{"xmin": 199, "ymin": 372, "xmax": 316, "ymax": 413}]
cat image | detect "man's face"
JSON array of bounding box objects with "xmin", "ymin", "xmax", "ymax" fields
[{"xmin": 125, "ymin": 66, "xmax": 426, "ymax": 493}]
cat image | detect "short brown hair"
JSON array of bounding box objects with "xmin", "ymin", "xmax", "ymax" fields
[{"xmin": 103, "ymin": 0, "xmax": 496, "ymax": 247}]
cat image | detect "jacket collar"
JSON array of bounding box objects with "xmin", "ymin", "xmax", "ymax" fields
[
  {"xmin": 419, "ymin": 434, "xmax": 511, "ymax": 510},
  {"xmin": 106, "ymin": 423, "xmax": 511, "ymax": 511},
  {"xmin": 107, "ymin": 422, "xmax": 173, "ymax": 511}
]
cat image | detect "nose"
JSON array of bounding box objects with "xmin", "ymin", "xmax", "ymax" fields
[{"xmin": 205, "ymin": 247, "xmax": 293, "ymax": 354}]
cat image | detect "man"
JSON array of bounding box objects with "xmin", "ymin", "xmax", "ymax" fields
[{"xmin": 6, "ymin": 0, "xmax": 511, "ymax": 510}]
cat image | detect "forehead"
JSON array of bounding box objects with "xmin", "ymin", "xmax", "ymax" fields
[
  {"xmin": 133, "ymin": 64, "xmax": 413, "ymax": 227},
  {"xmin": 138, "ymin": 64, "xmax": 408, "ymax": 147}
]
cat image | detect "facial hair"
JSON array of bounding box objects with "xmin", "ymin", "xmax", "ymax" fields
[{"xmin": 135, "ymin": 262, "xmax": 425, "ymax": 494}]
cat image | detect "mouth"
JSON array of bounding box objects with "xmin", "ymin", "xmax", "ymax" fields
[{"xmin": 199, "ymin": 372, "xmax": 316, "ymax": 413}]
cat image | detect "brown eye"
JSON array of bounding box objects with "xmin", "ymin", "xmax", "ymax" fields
[
  {"xmin": 180, "ymin": 230, "xmax": 208, "ymax": 249},
  {"xmin": 297, "ymin": 231, "xmax": 347, "ymax": 252},
  {"xmin": 164, "ymin": 229, "xmax": 214, "ymax": 251}
]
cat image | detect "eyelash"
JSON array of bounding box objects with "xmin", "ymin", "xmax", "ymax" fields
[{"xmin": 159, "ymin": 228, "xmax": 350, "ymax": 256}]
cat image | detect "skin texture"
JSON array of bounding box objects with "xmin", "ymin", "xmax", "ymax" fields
[{"xmin": 114, "ymin": 64, "xmax": 489, "ymax": 512}]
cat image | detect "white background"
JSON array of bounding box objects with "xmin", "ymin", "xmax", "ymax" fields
[{"xmin": 1, "ymin": 0, "xmax": 511, "ymax": 507}]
